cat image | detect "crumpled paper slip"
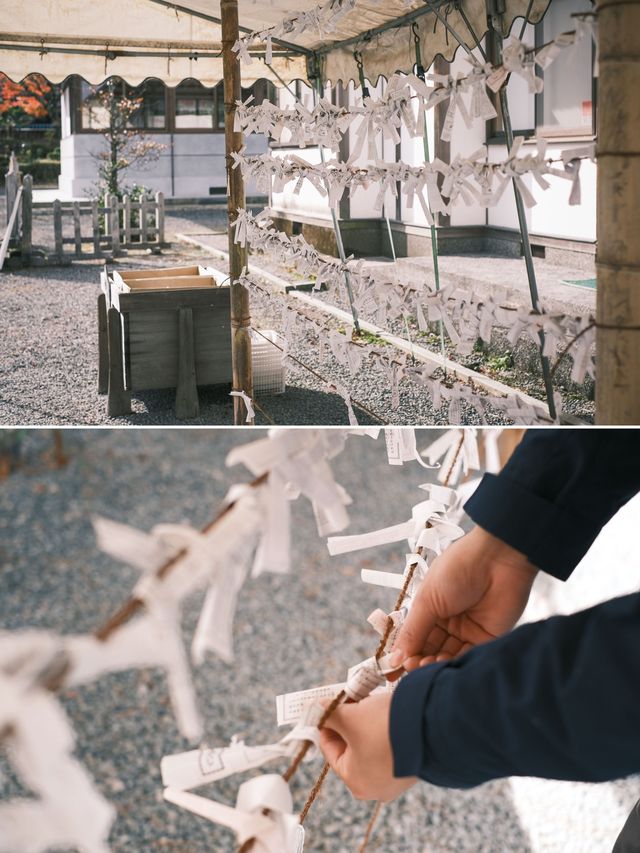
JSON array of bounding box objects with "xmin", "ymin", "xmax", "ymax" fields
[
  {"xmin": 327, "ymin": 497, "xmax": 463, "ymax": 556},
  {"xmin": 421, "ymin": 429, "xmax": 480, "ymax": 485},
  {"xmin": 0, "ymin": 634, "xmax": 114, "ymax": 853},
  {"xmin": 164, "ymin": 775, "xmax": 302, "ymax": 853},
  {"xmin": 227, "ymin": 429, "xmax": 353, "ymax": 537},
  {"xmin": 92, "ymin": 515, "xmax": 180, "ymax": 573},
  {"xmin": 343, "ymin": 652, "xmax": 398, "ymax": 702}
]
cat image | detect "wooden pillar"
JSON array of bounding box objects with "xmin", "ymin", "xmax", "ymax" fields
[
  {"xmin": 596, "ymin": 0, "xmax": 640, "ymax": 423},
  {"xmin": 21, "ymin": 174, "xmax": 32, "ymax": 264},
  {"xmin": 221, "ymin": 0, "xmax": 254, "ymax": 425}
]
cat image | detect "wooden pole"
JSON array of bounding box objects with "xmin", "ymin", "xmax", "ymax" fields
[
  {"xmin": 221, "ymin": 0, "xmax": 254, "ymax": 425},
  {"xmin": 596, "ymin": 0, "xmax": 640, "ymax": 423}
]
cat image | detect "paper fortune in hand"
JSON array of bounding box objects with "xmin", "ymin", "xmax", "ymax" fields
[{"xmin": 0, "ymin": 631, "xmax": 115, "ymax": 853}]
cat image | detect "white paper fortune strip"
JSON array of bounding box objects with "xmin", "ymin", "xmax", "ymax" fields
[
  {"xmin": 0, "ymin": 633, "xmax": 115, "ymax": 853},
  {"xmin": 276, "ymin": 683, "xmax": 345, "ymax": 727}
]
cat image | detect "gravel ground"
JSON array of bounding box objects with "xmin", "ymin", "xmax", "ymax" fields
[
  {"xmin": 1, "ymin": 429, "xmax": 639, "ymax": 852},
  {"xmin": 0, "ymin": 243, "xmax": 509, "ymax": 427}
]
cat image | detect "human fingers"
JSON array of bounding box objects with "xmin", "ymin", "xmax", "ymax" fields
[
  {"xmin": 389, "ymin": 582, "xmax": 440, "ymax": 668},
  {"xmin": 319, "ymin": 727, "xmax": 347, "ymax": 773}
]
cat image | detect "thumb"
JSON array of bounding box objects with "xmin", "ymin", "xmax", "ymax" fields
[
  {"xmin": 319, "ymin": 726, "xmax": 347, "ymax": 775},
  {"xmin": 390, "ymin": 580, "xmax": 439, "ymax": 666}
]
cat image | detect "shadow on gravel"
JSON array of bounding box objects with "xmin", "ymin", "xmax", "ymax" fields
[{"xmin": 113, "ymin": 384, "xmax": 380, "ymax": 426}]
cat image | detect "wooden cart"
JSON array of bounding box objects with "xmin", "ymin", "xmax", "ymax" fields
[{"xmin": 98, "ymin": 265, "xmax": 232, "ymax": 419}]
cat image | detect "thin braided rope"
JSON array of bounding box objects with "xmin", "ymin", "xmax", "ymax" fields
[{"xmin": 359, "ymin": 801, "xmax": 384, "ymax": 853}]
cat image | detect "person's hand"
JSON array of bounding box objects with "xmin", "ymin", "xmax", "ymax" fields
[
  {"xmin": 389, "ymin": 526, "xmax": 538, "ymax": 673},
  {"xmin": 318, "ymin": 692, "xmax": 417, "ymax": 801}
]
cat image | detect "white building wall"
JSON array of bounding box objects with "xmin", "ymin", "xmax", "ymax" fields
[{"xmin": 59, "ymin": 97, "xmax": 267, "ymax": 199}]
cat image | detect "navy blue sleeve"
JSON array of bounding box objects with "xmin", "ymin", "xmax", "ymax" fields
[
  {"xmin": 391, "ymin": 592, "xmax": 640, "ymax": 787},
  {"xmin": 464, "ymin": 429, "xmax": 640, "ymax": 579}
]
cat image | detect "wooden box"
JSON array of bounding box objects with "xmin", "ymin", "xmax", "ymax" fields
[{"xmin": 98, "ymin": 265, "xmax": 232, "ymax": 419}]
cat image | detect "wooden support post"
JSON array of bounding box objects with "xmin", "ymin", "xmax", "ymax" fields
[
  {"xmin": 21, "ymin": 174, "xmax": 32, "ymax": 264},
  {"xmin": 107, "ymin": 306, "xmax": 131, "ymax": 416},
  {"xmin": 53, "ymin": 198, "xmax": 63, "ymax": 262},
  {"xmin": 175, "ymin": 307, "xmax": 200, "ymax": 419},
  {"xmin": 123, "ymin": 194, "xmax": 131, "ymax": 245},
  {"xmin": 596, "ymin": 0, "xmax": 640, "ymax": 423},
  {"xmin": 91, "ymin": 200, "xmax": 100, "ymax": 256},
  {"xmin": 222, "ymin": 0, "xmax": 253, "ymax": 425},
  {"xmin": 155, "ymin": 191, "xmax": 165, "ymax": 244},
  {"xmin": 72, "ymin": 201, "xmax": 82, "ymax": 257},
  {"xmin": 98, "ymin": 292, "xmax": 109, "ymax": 394}
]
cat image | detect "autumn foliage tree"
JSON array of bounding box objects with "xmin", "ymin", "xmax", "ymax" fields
[{"xmin": 0, "ymin": 74, "xmax": 55, "ymax": 123}]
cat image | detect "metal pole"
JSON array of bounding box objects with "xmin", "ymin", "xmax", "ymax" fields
[
  {"xmin": 490, "ymin": 22, "xmax": 557, "ymax": 421},
  {"xmin": 414, "ymin": 30, "xmax": 446, "ymax": 364},
  {"xmin": 222, "ymin": 0, "xmax": 254, "ymax": 425},
  {"xmin": 595, "ymin": 0, "xmax": 640, "ymax": 423},
  {"xmin": 311, "ymin": 73, "xmax": 361, "ymax": 334}
]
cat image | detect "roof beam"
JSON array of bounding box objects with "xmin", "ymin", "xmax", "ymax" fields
[{"xmin": 144, "ymin": 0, "xmax": 314, "ymax": 56}]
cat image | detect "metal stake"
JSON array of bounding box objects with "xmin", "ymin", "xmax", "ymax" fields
[
  {"xmin": 491, "ymin": 23, "xmax": 557, "ymax": 420},
  {"xmin": 414, "ymin": 26, "xmax": 446, "ymax": 364},
  {"xmin": 312, "ymin": 72, "xmax": 361, "ymax": 334}
]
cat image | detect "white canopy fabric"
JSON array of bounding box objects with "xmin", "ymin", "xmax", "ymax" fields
[{"xmin": 0, "ymin": 0, "xmax": 550, "ymax": 87}]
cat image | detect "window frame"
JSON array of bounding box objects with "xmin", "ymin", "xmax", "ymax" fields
[
  {"xmin": 486, "ymin": 15, "xmax": 597, "ymax": 146},
  {"xmin": 71, "ymin": 76, "xmax": 169, "ymax": 134}
]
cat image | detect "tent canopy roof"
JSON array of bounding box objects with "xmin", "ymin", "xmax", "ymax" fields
[{"xmin": 0, "ymin": 0, "xmax": 549, "ymax": 87}]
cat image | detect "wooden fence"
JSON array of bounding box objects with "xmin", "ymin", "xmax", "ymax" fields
[
  {"xmin": 51, "ymin": 191, "xmax": 165, "ymax": 261},
  {"xmin": 2, "ymin": 153, "xmax": 166, "ymax": 267}
]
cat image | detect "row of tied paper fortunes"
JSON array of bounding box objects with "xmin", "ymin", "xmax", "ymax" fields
[
  {"xmin": 159, "ymin": 430, "xmax": 482, "ymax": 851},
  {"xmin": 234, "ymin": 206, "xmax": 594, "ymax": 381},
  {"xmin": 242, "ymin": 275, "xmax": 560, "ymax": 425},
  {"xmin": 232, "ymin": 138, "xmax": 594, "ymax": 223},
  {"xmin": 234, "ymin": 26, "xmax": 595, "ymax": 154}
]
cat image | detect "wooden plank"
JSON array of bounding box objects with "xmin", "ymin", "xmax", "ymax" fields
[
  {"xmin": 97, "ymin": 292, "xmax": 109, "ymax": 394},
  {"xmin": 21, "ymin": 175, "xmax": 32, "ymax": 262},
  {"xmin": 140, "ymin": 196, "xmax": 148, "ymax": 244},
  {"xmin": 5, "ymin": 153, "xmax": 21, "ymax": 243},
  {"xmin": 155, "ymin": 191, "xmax": 165, "ymax": 243},
  {"xmin": 114, "ymin": 285, "xmax": 230, "ymax": 314},
  {"xmin": 0, "ymin": 186, "xmax": 22, "ymax": 270},
  {"xmin": 53, "ymin": 198, "xmax": 63, "ymax": 261},
  {"xmin": 111, "ymin": 196, "xmax": 121, "ymax": 255},
  {"xmin": 120, "ymin": 275, "xmax": 217, "ymax": 292},
  {"xmin": 118, "ymin": 265, "xmax": 200, "ymax": 281},
  {"xmin": 107, "ymin": 306, "xmax": 131, "ymax": 416},
  {"xmin": 92, "ymin": 200, "xmax": 101, "ymax": 256},
  {"xmin": 127, "ymin": 301, "xmax": 232, "ymax": 391},
  {"xmin": 175, "ymin": 307, "xmax": 200, "ymax": 419},
  {"xmin": 123, "ymin": 195, "xmax": 131, "ymax": 245},
  {"xmin": 72, "ymin": 201, "xmax": 82, "ymax": 257}
]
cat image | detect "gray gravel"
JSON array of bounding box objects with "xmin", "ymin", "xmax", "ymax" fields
[{"xmin": 1, "ymin": 429, "xmax": 638, "ymax": 852}]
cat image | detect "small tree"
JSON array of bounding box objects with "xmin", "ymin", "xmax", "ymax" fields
[{"xmin": 87, "ymin": 80, "xmax": 164, "ymax": 197}]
